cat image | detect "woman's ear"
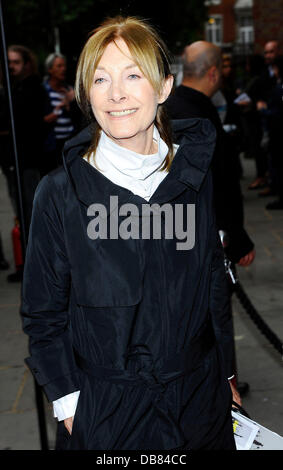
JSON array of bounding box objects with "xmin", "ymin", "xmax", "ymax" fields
[{"xmin": 158, "ymin": 74, "xmax": 174, "ymax": 104}]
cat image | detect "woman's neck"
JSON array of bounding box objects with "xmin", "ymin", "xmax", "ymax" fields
[{"xmin": 106, "ymin": 125, "xmax": 157, "ymax": 156}]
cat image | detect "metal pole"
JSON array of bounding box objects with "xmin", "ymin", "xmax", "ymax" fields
[
  {"xmin": 54, "ymin": 26, "xmax": 61, "ymax": 53},
  {"xmin": 0, "ymin": 2, "xmax": 26, "ymax": 250},
  {"xmin": 0, "ymin": 0, "xmax": 49, "ymax": 450}
]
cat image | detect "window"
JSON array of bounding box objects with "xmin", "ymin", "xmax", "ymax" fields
[
  {"xmin": 205, "ymin": 15, "xmax": 223, "ymax": 46},
  {"xmin": 205, "ymin": 0, "xmax": 221, "ymax": 5},
  {"xmin": 238, "ymin": 16, "xmax": 254, "ymax": 44}
]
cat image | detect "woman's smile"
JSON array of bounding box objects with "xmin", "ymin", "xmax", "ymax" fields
[{"xmin": 107, "ymin": 108, "xmax": 138, "ymax": 117}]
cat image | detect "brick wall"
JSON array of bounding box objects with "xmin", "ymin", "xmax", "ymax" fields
[
  {"xmin": 208, "ymin": 0, "xmax": 237, "ymax": 44},
  {"xmin": 253, "ymin": 0, "xmax": 283, "ymax": 53}
]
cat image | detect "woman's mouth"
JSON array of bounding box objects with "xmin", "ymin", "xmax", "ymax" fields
[{"xmin": 108, "ymin": 109, "xmax": 137, "ymax": 117}]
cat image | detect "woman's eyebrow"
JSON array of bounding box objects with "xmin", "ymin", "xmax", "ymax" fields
[
  {"xmin": 95, "ymin": 63, "xmax": 139, "ymax": 71},
  {"xmin": 125, "ymin": 64, "xmax": 139, "ymax": 70}
]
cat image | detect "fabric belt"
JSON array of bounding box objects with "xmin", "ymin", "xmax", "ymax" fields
[{"xmin": 74, "ymin": 321, "xmax": 215, "ymax": 391}]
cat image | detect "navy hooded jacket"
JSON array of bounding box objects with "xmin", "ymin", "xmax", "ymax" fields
[{"xmin": 21, "ymin": 118, "xmax": 235, "ymax": 450}]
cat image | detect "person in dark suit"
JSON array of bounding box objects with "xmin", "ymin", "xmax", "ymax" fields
[
  {"xmin": 257, "ymin": 56, "xmax": 283, "ymax": 210},
  {"xmin": 257, "ymin": 41, "xmax": 280, "ymax": 105},
  {"xmin": 255, "ymin": 41, "xmax": 283, "ymax": 205},
  {"xmin": 7, "ymin": 45, "xmax": 46, "ymax": 281},
  {"xmin": 166, "ymin": 41, "xmax": 255, "ymax": 397},
  {"xmin": 235, "ymin": 54, "xmax": 267, "ymax": 191},
  {"xmin": 166, "ymin": 41, "xmax": 255, "ymax": 267}
]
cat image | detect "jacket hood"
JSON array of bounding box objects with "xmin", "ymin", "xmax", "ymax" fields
[{"xmin": 61, "ymin": 118, "xmax": 216, "ymax": 208}]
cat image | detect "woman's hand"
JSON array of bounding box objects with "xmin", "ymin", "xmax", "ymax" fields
[
  {"xmin": 64, "ymin": 416, "xmax": 74, "ymax": 435},
  {"xmin": 229, "ymin": 381, "xmax": 242, "ymax": 407}
]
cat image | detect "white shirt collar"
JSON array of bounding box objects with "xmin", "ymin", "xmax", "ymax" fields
[{"xmin": 87, "ymin": 127, "xmax": 170, "ymax": 201}]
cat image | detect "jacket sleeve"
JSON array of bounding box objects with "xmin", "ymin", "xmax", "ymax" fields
[
  {"xmin": 211, "ymin": 131, "xmax": 255, "ymax": 263},
  {"xmin": 209, "ymin": 220, "xmax": 235, "ymax": 380},
  {"xmin": 20, "ymin": 174, "xmax": 80, "ymax": 402}
]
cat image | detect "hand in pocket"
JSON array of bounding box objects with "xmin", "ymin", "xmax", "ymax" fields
[{"xmin": 64, "ymin": 416, "xmax": 74, "ymax": 435}]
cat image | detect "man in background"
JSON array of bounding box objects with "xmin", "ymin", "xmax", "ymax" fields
[
  {"xmin": 166, "ymin": 41, "xmax": 256, "ymax": 398},
  {"xmin": 7, "ymin": 45, "xmax": 46, "ymax": 281},
  {"xmin": 166, "ymin": 41, "xmax": 255, "ymax": 268},
  {"xmin": 256, "ymin": 41, "xmax": 283, "ymax": 205}
]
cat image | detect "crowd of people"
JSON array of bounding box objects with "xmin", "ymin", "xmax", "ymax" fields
[
  {"xmin": 0, "ymin": 46, "xmax": 84, "ymax": 281},
  {"xmin": 220, "ymin": 40, "xmax": 283, "ymax": 213}
]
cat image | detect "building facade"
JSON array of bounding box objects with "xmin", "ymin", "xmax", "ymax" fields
[
  {"xmin": 253, "ymin": 0, "xmax": 283, "ymax": 53},
  {"xmin": 205, "ymin": 0, "xmax": 283, "ymax": 55},
  {"xmin": 173, "ymin": 0, "xmax": 283, "ymax": 85},
  {"xmin": 205, "ymin": 0, "xmax": 236, "ymax": 50},
  {"xmin": 206, "ymin": 0, "xmax": 283, "ymax": 56}
]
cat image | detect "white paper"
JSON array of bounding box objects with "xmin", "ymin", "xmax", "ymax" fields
[
  {"xmin": 234, "ymin": 92, "xmax": 252, "ymax": 104},
  {"xmin": 232, "ymin": 411, "xmax": 260, "ymax": 450},
  {"xmin": 232, "ymin": 411, "xmax": 283, "ymax": 450},
  {"xmin": 251, "ymin": 425, "xmax": 283, "ymax": 450}
]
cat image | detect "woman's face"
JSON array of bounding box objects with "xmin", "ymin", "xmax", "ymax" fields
[{"xmin": 89, "ymin": 38, "xmax": 172, "ymax": 154}]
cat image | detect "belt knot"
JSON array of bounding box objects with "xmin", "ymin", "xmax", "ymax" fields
[{"xmin": 125, "ymin": 344, "xmax": 167, "ymax": 396}]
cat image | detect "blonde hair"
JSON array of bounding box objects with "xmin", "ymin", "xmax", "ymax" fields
[{"xmin": 75, "ymin": 15, "xmax": 174, "ymax": 170}]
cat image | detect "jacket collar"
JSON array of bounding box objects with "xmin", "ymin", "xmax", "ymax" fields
[
  {"xmin": 174, "ymin": 84, "xmax": 210, "ymax": 103},
  {"xmin": 62, "ymin": 118, "xmax": 216, "ymax": 210}
]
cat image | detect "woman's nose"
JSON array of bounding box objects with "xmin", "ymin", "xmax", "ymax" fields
[{"xmin": 108, "ymin": 79, "xmax": 127, "ymax": 102}]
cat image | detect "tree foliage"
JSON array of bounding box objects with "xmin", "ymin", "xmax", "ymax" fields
[{"xmin": 3, "ymin": 0, "xmax": 208, "ymax": 77}]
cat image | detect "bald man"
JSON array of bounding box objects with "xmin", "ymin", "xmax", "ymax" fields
[
  {"xmin": 181, "ymin": 41, "xmax": 223, "ymax": 98},
  {"xmin": 256, "ymin": 40, "xmax": 280, "ymax": 106},
  {"xmin": 166, "ymin": 41, "xmax": 255, "ymax": 267},
  {"xmin": 166, "ymin": 41, "xmax": 256, "ymax": 400},
  {"xmin": 264, "ymin": 40, "xmax": 279, "ymax": 67},
  {"xmin": 255, "ymin": 40, "xmax": 283, "ymax": 202}
]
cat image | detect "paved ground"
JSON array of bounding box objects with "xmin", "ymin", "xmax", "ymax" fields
[{"xmin": 0, "ymin": 155, "xmax": 282, "ymax": 450}]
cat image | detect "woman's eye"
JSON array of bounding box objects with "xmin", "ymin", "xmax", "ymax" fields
[
  {"xmin": 94, "ymin": 77, "xmax": 105, "ymax": 84},
  {"xmin": 128, "ymin": 74, "xmax": 140, "ymax": 80}
]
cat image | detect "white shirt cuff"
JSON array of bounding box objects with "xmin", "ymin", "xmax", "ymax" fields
[
  {"xmin": 53, "ymin": 390, "xmax": 80, "ymax": 421},
  {"xmin": 52, "ymin": 374, "xmax": 235, "ymax": 420}
]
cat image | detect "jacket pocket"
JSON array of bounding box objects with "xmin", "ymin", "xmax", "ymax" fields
[{"xmin": 70, "ymin": 238, "xmax": 144, "ymax": 307}]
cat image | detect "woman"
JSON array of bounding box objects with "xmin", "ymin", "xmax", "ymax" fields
[{"xmin": 21, "ymin": 16, "xmax": 237, "ymax": 450}]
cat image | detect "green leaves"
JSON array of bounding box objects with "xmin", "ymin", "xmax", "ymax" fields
[{"xmin": 3, "ymin": 0, "xmax": 208, "ymax": 71}]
